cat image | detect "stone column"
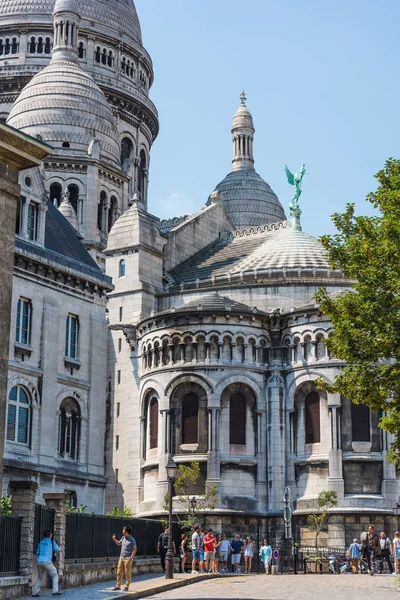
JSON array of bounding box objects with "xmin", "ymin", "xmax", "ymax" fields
[
  {"xmin": 10, "ymin": 480, "xmax": 38, "ymax": 578},
  {"xmin": 256, "ymin": 409, "xmax": 267, "ymax": 512},
  {"xmin": 43, "ymin": 493, "xmax": 68, "ymax": 581},
  {"xmin": 0, "ymin": 124, "xmax": 50, "ymax": 491},
  {"xmin": 206, "ymin": 408, "xmax": 221, "ymax": 494},
  {"xmin": 327, "ymin": 393, "xmax": 344, "ymax": 502},
  {"xmin": 267, "ymin": 370, "xmax": 286, "ymax": 510}
]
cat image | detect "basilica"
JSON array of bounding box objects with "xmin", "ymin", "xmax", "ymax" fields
[{"xmin": 0, "ymin": 0, "xmax": 397, "ymax": 544}]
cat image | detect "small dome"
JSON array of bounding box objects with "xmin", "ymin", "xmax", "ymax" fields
[
  {"xmin": 7, "ymin": 60, "xmax": 120, "ymax": 166},
  {"xmin": 213, "ymin": 169, "xmax": 286, "ymax": 229},
  {"xmin": 232, "ymin": 104, "xmax": 254, "ymax": 132},
  {"xmin": 53, "ymin": 0, "xmax": 80, "ymax": 14},
  {"xmin": 58, "ymin": 189, "xmax": 79, "ymax": 231}
]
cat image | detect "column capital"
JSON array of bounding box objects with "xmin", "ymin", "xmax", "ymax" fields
[{"xmin": 10, "ymin": 479, "xmax": 38, "ymax": 491}]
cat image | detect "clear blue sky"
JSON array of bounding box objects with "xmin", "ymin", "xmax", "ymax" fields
[{"xmin": 135, "ymin": 0, "xmax": 400, "ymax": 236}]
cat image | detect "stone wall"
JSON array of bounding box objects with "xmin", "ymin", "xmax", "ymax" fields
[{"xmin": 63, "ymin": 557, "xmax": 166, "ymax": 588}]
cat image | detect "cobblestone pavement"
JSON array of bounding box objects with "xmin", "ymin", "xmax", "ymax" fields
[
  {"xmin": 147, "ymin": 574, "xmax": 400, "ymax": 600},
  {"xmin": 18, "ymin": 573, "xmax": 164, "ymax": 599}
]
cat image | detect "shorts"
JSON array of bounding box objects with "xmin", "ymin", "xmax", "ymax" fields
[
  {"xmin": 199, "ymin": 550, "xmax": 205, "ymax": 562},
  {"xmin": 396, "ymin": 548, "xmax": 400, "ymax": 560},
  {"xmin": 205, "ymin": 551, "xmax": 215, "ymax": 561},
  {"xmin": 192, "ymin": 549, "xmax": 199, "ymax": 560},
  {"xmin": 231, "ymin": 553, "xmax": 241, "ymax": 565},
  {"xmin": 220, "ymin": 551, "xmax": 228, "ymax": 562},
  {"xmin": 179, "ymin": 549, "xmax": 185, "ymax": 558}
]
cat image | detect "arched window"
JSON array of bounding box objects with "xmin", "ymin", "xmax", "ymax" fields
[
  {"xmin": 107, "ymin": 50, "xmax": 113, "ymax": 67},
  {"xmin": 4, "ymin": 38, "xmax": 10, "ymax": 55},
  {"xmin": 67, "ymin": 184, "xmax": 79, "ymax": 214},
  {"xmin": 108, "ymin": 196, "xmax": 118, "ymax": 232},
  {"xmin": 98, "ymin": 191, "xmax": 106, "ymax": 231},
  {"xmin": 78, "ymin": 41, "xmax": 85, "ymax": 58},
  {"xmin": 137, "ymin": 149, "xmax": 147, "ymax": 200},
  {"xmin": 11, "ymin": 37, "xmax": 18, "ymax": 54},
  {"xmin": 6, "ymin": 385, "xmax": 31, "ymax": 445},
  {"xmin": 304, "ymin": 335, "xmax": 312, "ymax": 361},
  {"xmin": 29, "ymin": 36, "xmax": 36, "ymax": 53},
  {"xmin": 305, "ymin": 392, "xmax": 320, "ymax": 444},
  {"xmin": 94, "ymin": 46, "xmax": 101, "ymax": 63},
  {"xmin": 37, "ymin": 37, "xmax": 43, "ymax": 53},
  {"xmin": 44, "ymin": 37, "xmax": 51, "ymax": 54},
  {"xmin": 58, "ymin": 397, "xmax": 80, "ymax": 460},
  {"xmin": 101, "ymin": 48, "xmax": 107, "ymax": 65},
  {"xmin": 182, "ymin": 393, "xmax": 198, "ymax": 444},
  {"xmin": 120, "ymin": 137, "xmax": 133, "ymax": 169},
  {"xmin": 50, "ymin": 182, "xmax": 62, "ymax": 207},
  {"xmin": 229, "ymin": 393, "xmax": 246, "ymax": 445},
  {"xmin": 119, "ymin": 259, "xmax": 126, "ymax": 278},
  {"xmin": 149, "ymin": 398, "xmax": 158, "ymax": 450},
  {"xmin": 121, "ymin": 57, "xmax": 126, "ymax": 73},
  {"xmin": 0, "ymin": 39, "xmax": 3, "ymax": 55},
  {"xmin": 316, "ymin": 334, "xmax": 325, "ymax": 360},
  {"xmin": 351, "ymin": 403, "xmax": 370, "ymax": 442}
]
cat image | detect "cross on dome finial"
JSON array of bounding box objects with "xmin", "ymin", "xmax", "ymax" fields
[{"xmin": 240, "ymin": 90, "xmax": 246, "ymax": 106}]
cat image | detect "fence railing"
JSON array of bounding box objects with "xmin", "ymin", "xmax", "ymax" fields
[
  {"xmin": 0, "ymin": 515, "xmax": 22, "ymax": 575},
  {"xmin": 65, "ymin": 514, "xmax": 173, "ymax": 563}
]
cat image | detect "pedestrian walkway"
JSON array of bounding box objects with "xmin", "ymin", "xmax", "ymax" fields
[{"xmin": 19, "ymin": 571, "xmax": 227, "ymax": 599}]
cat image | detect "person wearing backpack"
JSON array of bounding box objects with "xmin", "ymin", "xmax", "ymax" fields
[{"xmin": 32, "ymin": 530, "xmax": 61, "ymax": 597}]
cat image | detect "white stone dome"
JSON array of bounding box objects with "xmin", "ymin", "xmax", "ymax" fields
[
  {"xmin": 232, "ymin": 103, "xmax": 254, "ymax": 132},
  {"xmin": 7, "ymin": 59, "xmax": 121, "ymax": 165},
  {"xmin": 0, "ymin": 0, "xmax": 142, "ymax": 46}
]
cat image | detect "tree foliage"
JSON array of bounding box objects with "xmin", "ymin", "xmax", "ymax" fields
[
  {"xmin": 308, "ymin": 490, "xmax": 338, "ymax": 554},
  {"xmin": 0, "ymin": 494, "xmax": 12, "ymax": 516},
  {"xmin": 105, "ymin": 506, "xmax": 133, "ymax": 517},
  {"xmin": 164, "ymin": 461, "xmax": 219, "ymax": 533},
  {"xmin": 66, "ymin": 503, "xmax": 87, "ymax": 513},
  {"xmin": 315, "ymin": 158, "xmax": 400, "ymax": 464}
]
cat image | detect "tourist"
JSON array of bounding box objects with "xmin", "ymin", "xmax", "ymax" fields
[
  {"xmin": 212, "ymin": 534, "xmax": 223, "ymax": 574},
  {"xmin": 199, "ymin": 527, "xmax": 207, "ymax": 572},
  {"xmin": 191, "ymin": 525, "xmax": 200, "ymax": 573},
  {"xmin": 180, "ymin": 533, "xmax": 188, "ymax": 573},
  {"xmin": 244, "ymin": 536, "xmax": 254, "ymax": 573},
  {"xmin": 32, "ymin": 530, "xmax": 62, "ymax": 597},
  {"xmin": 219, "ymin": 534, "xmax": 230, "ymax": 573},
  {"xmin": 203, "ymin": 529, "xmax": 215, "ymax": 572},
  {"xmin": 393, "ymin": 532, "xmax": 400, "ymax": 575},
  {"xmin": 360, "ymin": 525, "xmax": 380, "ymax": 575},
  {"xmin": 157, "ymin": 526, "xmax": 169, "ymax": 572},
  {"xmin": 348, "ymin": 538, "xmax": 361, "ymax": 574},
  {"xmin": 378, "ymin": 531, "xmax": 394, "ymax": 574},
  {"xmin": 259, "ymin": 539, "xmax": 272, "ymax": 575},
  {"xmin": 230, "ymin": 533, "xmax": 244, "ymax": 574},
  {"xmin": 111, "ymin": 526, "xmax": 137, "ymax": 592}
]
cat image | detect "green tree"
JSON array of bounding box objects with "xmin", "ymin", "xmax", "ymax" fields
[
  {"xmin": 66, "ymin": 503, "xmax": 87, "ymax": 513},
  {"xmin": 308, "ymin": 490, "xmax": 338, "ymax": 554},
  {"xmin": 0, "ymin": 494, "xmax": 12, "ymax": 516},
  {"xmin": 164, "ymin": 462, "xmax": 219, "ymax": 533},
  {"xmin": 315, "ymin": 158, "xmax": 400, "ymax": 464},
  {"xmin": 105, "ymin": 505, "xmax": 133, "ymax": 517}
]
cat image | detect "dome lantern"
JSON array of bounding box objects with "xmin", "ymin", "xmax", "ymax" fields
[
  {"xmin": 231, "ymin": 91, "xmax": 255, "ymax": 172},
  {"xmin": 52, "ymin": 0, "xmax": 81, "ymax": 63}
]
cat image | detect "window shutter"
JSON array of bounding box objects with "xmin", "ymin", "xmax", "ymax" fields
[
  {"xmin": 182, "ymin": 394, "xmax": 198, "ymax": 444},
  {"xmin": 229, "ymin": 394, "xmax": 246, "ymax": 444},
  {"xmin": 305, "ymin": 392, "xmax": 320, "ymax": 444},
  {"xmin": 149, "ymin": 398, "xmax": 159, "ymax": 449}
]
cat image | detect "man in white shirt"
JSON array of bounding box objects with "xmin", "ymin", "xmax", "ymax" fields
[
  {"xmin": 191, "ymin": 526, "xmax": 200, "ymax": 573},
  {"xmin": 219, "ymin": 534, "xmax": 230, "ymax": 573},
  {"xmin": 378, "ymin": 531, "xmax": 394, "ymax": 574}
]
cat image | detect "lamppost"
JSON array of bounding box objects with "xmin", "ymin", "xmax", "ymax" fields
[{"xmin": 165, "ymin": 458, "xmax": 178, "ymax": 580}]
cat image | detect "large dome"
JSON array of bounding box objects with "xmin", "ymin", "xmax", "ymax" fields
[
  {"xmin": 0, "ymin": 0, "xmax": 142, "ymax": 46},
  {"xmin": 213, "ymin": 169, "xmax": 286, "ymax": 229},
  {"xmin": 7, "ymin": 60, "xmax": 120, "ymax": 166}
]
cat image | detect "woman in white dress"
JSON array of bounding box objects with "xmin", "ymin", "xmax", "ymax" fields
[{"xmin": 244, "ymin": 536, "xmax": 254, "ymax": 573}]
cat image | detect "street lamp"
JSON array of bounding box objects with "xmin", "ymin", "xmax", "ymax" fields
[{"xmin": 165, "ymin": 458, "xmax": 178, "ymax": 580}]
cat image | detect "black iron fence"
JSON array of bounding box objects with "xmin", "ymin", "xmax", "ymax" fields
[
  {"xmin": 0, "ymin": 515, "xmax": 22, "ymax": 575},
  {"xmin": 34, "ymin": 504, "xmax": 55, "ymax": 551},
  {"xmin": 65, "ymin": 514, "xmax": 174, "ymax": 563}
]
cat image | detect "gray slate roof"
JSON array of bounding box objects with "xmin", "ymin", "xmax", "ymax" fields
[{"xmin": 169, "ymin": 293, "xmax": 265, "ymax": 314}]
